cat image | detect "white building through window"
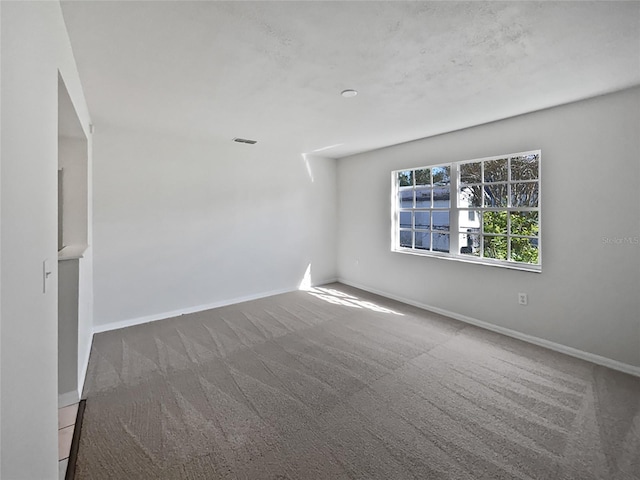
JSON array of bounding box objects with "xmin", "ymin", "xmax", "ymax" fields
[{"xmin": 392, "ymin": 150, "xmax": 541, "ymax": 272}]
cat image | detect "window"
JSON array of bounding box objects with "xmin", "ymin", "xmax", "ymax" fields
[
  {"xmin": 392, "ymin": 150, "xmax": 541, "ymax": 272},
  {"xmin": 397, "ymin": 165, "xmax": 452, "ymax": 253}
]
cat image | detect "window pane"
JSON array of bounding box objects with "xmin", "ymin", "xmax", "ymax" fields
[
  {"xmin": 415, "ymin": 211, "xmax": 430, "ymax": 229},
  {"xmin": 415, "ymin": 231, "xmax": 430, "ymax": 250},
  {"xmin": 400, "ymin": 190, "xmax": 413, "ymax": 208},
  {"xmin": 399, "ymin": 211, "xmax": 412, "ymax": 229},
  {"xmin": 510, "ymin": 211, "xmax": 539, "ymax": 236},
  {"xmin": 459, "ymin": 233, "xmax": 480, "ymax": 256},
  {"xmin": 459, "ymin": 210, "xmax": 480, "ymax": 224},
  {"xmin": 459, "ymin": 185, "xmax": 482, "ymax": 207},
  {"xmin": 433, "ymin": 233, "xmax": 450, "ymax": 252},
  {"xmin": 511, "ymin": 182, "xmax": 539, "ymax": 207},
  {"xmin": 483, "ymin": 235, "xmax": 508, "ymax": 260},
  {"xmin": 432, "ymin": 166, "xmax": 450, "ymax": 186},
  {"xmin": 414, "ymin": 168, "xmax": 430, "ymax": 186},
  {"xmin": 511, "ymin": 154, "xmax": 539, "ymax": 181},
  {"xmin": 433, "ymin": 186, "xmax": 450, "ymax": 206},
  {"xmin": 400, "ymin": 230, "xmax": 412, "ymax": 248},
  {"xmin": 459, "ymin": 211, "xmax": 480, "ymax": 233},
  {"xmin": 483, "ymin": 184, "xmax": 508, "ymax": 207},
  {"xmin": 398, "ymin": 170, "xmax": 413, "ymax": 187},
  {"xmin": 415, "ymin": 187, "xmax": 432, "ymax": 207},
  {"xmin": 432, "ymin": 211, "xmax": 450, "ymax": 231},
  {"xmin": 510, "ymin": 237, "xmax": 539, "ymax": 264},
  {"xmin": 483, "ymin": 211, "xmax": 508, "ymax": 234},
  {"xmin": 460, "ymin": 162, "xmax": 481, "ymax": 184},
  {"xmin": 484, "ymin": 158, "xmax": 508, "ymax": 183},
  {"xmin": 460, "ymin": 226, "xmax": 481, "ymax": 234}
]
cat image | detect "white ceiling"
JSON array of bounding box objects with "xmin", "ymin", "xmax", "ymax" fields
[{"xmin": 61, "ymin": 1, "xmax": 640, "ymax": 158}]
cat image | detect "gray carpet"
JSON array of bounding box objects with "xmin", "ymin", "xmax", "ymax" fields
[{"xmin": 77, "ymin": 283, "xmax": 640, "ymax": 479}]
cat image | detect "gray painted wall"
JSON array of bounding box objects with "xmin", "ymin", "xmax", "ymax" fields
[
  {"xmin": 92, "ymin": 125, "xmax": 337, "ymax": 328},
  {"xmin": 337, "ymin": 87, "xmax": 640, "ymax": 369},
  {"xmin": 58, "ymin": 259, "xmax": 79, "ymax": 397}
]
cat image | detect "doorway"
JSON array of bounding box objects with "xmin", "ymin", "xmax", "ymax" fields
[{"xmin": 57, "ymin": 73, "xmax": 88, "ymax": 405}]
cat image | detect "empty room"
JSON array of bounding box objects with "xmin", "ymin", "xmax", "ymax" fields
[{"xmin": 1, "ymin": 1, "xmax": 639, "ymax": 479}]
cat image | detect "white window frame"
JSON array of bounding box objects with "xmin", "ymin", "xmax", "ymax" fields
[{"xmin": 391, "ymin": 150, "xmax": 541, "ymax": 273}]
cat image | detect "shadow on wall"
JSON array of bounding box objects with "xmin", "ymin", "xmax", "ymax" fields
[{"xmin": 299, "ymin": 264, "xmax": 403, "ymax": 315}]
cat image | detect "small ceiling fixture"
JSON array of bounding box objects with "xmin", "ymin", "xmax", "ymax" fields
[
  {"xmin": 341, "ymin": 89, "xmax": 358, "ymax": 98},
  {"xmin": 233, "ymin": 137, "xmax": 257, "ymax": 144}
]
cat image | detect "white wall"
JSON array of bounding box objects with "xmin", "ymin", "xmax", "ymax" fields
[
  {"xmin": 92, "ymin": 125, "xmax": 337, "ymax": 328},
  {"xmin": 77, "ymin": 235, "xmax": 94, "ymax": 397},
  {"xmin": 337, "ymin": 87, "xmax": 640, "ymax": 370},
  {"xmin": 0, "ymin": 2, "xmax": 92, "ymax": 478}
]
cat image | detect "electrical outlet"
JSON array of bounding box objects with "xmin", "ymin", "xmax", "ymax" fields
[{"xmin": 518, "ymin": 293, "xmax": 528, "ymax": 305}]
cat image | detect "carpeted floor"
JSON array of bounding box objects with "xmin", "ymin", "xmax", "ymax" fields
[{"xmin": 76, "ymin": 283, "xmax": 640, "ymax": 479}]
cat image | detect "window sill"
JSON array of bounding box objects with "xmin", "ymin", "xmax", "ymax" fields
[{"xmin": 392, "ymin": 247, "xmax": 541, "ymax": 273}]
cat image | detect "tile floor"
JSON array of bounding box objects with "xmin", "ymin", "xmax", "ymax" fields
[{"xmin": 58, "ymin": 403, "xmax": 78, "ymax": 480}]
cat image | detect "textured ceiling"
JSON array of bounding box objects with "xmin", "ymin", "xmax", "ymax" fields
[{"xmin": 61, "ymin": 1, "xmax": 640, "ymax": 158}]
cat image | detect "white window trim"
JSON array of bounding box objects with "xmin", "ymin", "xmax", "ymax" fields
[{"xmin": 391, "ymin": 150, "xmax": 542, "ymax": 273}]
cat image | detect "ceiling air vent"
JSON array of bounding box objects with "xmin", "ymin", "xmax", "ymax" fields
[{"xmin": 233, "ymin": 137, "xmax": 257, "ymax": 145}]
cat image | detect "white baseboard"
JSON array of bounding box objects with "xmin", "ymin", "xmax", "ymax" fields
[
  {"xmin": 338, "ymin": 278, "xmax": 640, "ymax": 378},
  {"xmin": 93, "ymin": 285, "xmax": 300, "ymax": 334},
  {"xmin": 58, "ymin": 390, "xmax": 79, "ymax": 409}
]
